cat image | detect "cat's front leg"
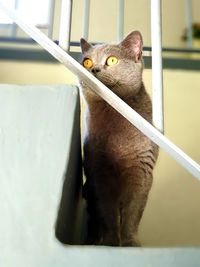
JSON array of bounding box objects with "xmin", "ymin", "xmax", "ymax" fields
[
  {"xmin": 120, "ymin": 205, "xmax": 142, "ymax": 247},
  {"xmin": 98, "ymin": 202, "xmax": 121, "ymax": 246},
  {"xmin": 86, "ymin": 198, "xmax": 120, "ymax": 246},
  {"xmin": 120, "ymin": 172, "xmax": 152, "ymax": 246},
  {"xmin": 120, "ymin": 197, "xmax": 142, "ymax": 246}
]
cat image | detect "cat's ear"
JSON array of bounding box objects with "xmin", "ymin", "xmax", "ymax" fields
[
  {"xmin": 120, "ymin": 31, "xmax": 143, "ymax": 62},
  {"xmin": 80, "ymin": 38, "xmax": 92, "ymax": 53}
]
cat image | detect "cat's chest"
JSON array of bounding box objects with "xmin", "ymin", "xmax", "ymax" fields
[
  {"xmin": 86, "ymin": 110, "xmax": 141, "ymax": 153},
  {"xmin": 88, "ymin": 106, "xmax": 131, "ymax": 138},
  {"xmin": 85, "ymin": 99, "xmax": 152, "ymax": 154}
]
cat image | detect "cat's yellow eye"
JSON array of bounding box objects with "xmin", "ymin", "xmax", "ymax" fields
[
  {"xmin": 83, "ymin": 58, "xmax": 93, "ymax": 69},
  {"xmin": 106, "ymin": 56, "xmax": 118, "ymax": 66}
]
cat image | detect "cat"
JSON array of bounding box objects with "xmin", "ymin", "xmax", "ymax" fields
[{"xmin": 79, "ymin": 31, "xmax": 159, "ymax": 246}]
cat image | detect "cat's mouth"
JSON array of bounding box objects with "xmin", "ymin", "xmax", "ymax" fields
[
  {"xmin": 100, "ymin": 80, "xmax": 119, "ymax": 90},
  {"xmin": 109, "ymin": 81, "xmax": 120, "ymax": 89},
  {"xmin": 93, "ymin": 73, "xmax": 119, "ymax": 89}
]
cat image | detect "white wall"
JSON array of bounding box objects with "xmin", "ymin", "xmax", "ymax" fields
[{"xmin": 140, "ymin": 70, "xmax": 200, "ymax": 246}]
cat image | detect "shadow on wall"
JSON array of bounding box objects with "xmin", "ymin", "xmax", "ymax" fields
[{"xmin": 55, "ymin": 94, "xmax": 87, "ymax": 245}]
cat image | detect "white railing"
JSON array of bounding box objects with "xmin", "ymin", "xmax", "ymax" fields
[
  {"xmin": 83, "ymin": 0, "xmax": 90, "ymax": 40},
  {"xmin": 0, "ymin": 2, "xmax": 200, "ymax": 181},
  {"xmin": 185, "ymin": 0, "xmax": 193, "ymax": 48},
  {"xmin": 58, "ymin": 0, "xmax": 72, "ymax": 51},
  {"xmin": 117, "ymin": 0, "xmax": 124, "ymax": 42},
  {"xmin": 151, "ymin": 0, "xmax": 164, "ymax": 133},
  {"xmin": 48, "ymin": 0, "xmax": 55, "ymax": 39}
]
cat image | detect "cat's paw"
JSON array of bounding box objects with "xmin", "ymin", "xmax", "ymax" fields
[{"xmin": 121, "ymin": 237, "xmax": 141, "ymax": 247}]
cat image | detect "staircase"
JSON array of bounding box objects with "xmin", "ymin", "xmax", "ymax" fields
[
  {"xmin": 0, "ymin": 2, "xmax": 200, "ymax": 267},
  {"xmin": 0, "ymin": 85, "xmax": 199, "ymax": 267}
]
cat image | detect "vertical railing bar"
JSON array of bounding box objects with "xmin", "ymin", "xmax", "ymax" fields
[
  {"xmin": 185, "ymin": 0, "xmax": 193, "ymax": 48},
  {"xmin": 83, "ymin": 0, "xmax": 90, "ymax": 40},
  {"xmin": 48, "ymin": 0, "xmax": 55, "ymax": 39},
  {"xmin": 58, "ymin": 0, "xmax": 72, "ymax": 51},
  {"xmin": 151, "ymin": 0, "xmax": 164, "ymax": 133},
  {"xmin": 11, "ymin": 0, "xmax": 19, "ymax": 37},
  {"xmin": 117, "ymin": 0, "xmax": 124, "ymax": 41}
]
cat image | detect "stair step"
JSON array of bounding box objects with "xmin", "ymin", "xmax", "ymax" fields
[{"xmin": 0, "ymin": 84, "xmax": 199, "ymax": 267}]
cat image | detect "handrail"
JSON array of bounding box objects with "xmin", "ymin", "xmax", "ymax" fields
[{"xmin": 0, "ymin": 2, "xmax": 200, "ymax": 180}]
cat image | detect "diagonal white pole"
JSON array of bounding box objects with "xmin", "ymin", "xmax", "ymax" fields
[{"xmin": 0, "ymin": 2, "xmax": 200, "ymax": 180}]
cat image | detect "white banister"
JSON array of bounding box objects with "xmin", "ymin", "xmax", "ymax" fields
[
  {"xmin": 0, "ymin": 2, "xmax": 200, "ymax": 180},
  {"xmin": 11, "ymin": 0, "xmax": 19, "ymax": 37},
  {"xmin": 117, "ymin": 0, "xmax": 124, "ymax": 41},
  {"xmin": 83, "ymin": 0, "xmax": 90, "ymax": 40},
  {"xmin": 151, "ymin": 0, "xmax": 164, "ymax": 133},
  {"xmin": 48, "ymin": 0, "xmax": 55, "ymax": 39},
  {"xmin": 58, "ymin": 0, "xmax": 72, "ymax": 51},
  {"xmin": 184, "ymin": 0, "xmax": 193, "ymax": 48}
]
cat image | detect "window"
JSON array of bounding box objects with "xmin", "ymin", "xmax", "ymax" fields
[
  {"xmin": 0, "ymin": 0, "xmax": 54, "ymax": 38},
  {"xmin": 0, "ymin": 0, "xmax": 14, "ymax": 24}
]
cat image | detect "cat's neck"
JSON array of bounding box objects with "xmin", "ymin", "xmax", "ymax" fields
[
  {"xmin": 85, "ymin": 82, "xmax": 149, "ymax": 112},
  {"xmin": 83, "ymin": 82, "xmax": 152, "ymax": 135}
]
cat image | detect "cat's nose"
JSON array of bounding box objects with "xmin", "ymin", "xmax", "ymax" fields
[{"xmin": 91, "ymin": 67, "xmax": 101, "ymax": 74}]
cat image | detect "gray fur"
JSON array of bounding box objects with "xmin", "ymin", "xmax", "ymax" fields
[{"xmin": 80, "ymin": 31, "xmax": 158, "ymax": 246}]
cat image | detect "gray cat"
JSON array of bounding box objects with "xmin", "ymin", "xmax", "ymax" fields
[{"xmin": 80, "ymin": 31, "xmax": 158, "ymax": 246}]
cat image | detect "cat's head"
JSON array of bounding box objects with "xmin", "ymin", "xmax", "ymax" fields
[{"xmin": 80, "ymin": 31, "xmax": 143, "ymax": 98}]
